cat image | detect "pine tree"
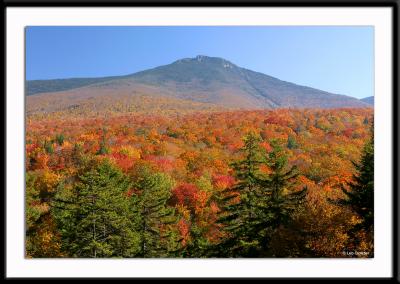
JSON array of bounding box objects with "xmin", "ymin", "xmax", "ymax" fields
[
  {"xmin": 130, "ymin": 166, "xmax": 179, "ymax": 257},
  {"xmin": 97, "ymin": 127, "xmax": 109, "ymax": 155},
  {"xmin": 215, "ymin": 132, "xmax": 267, "ymax": 257},
  {"xmin": 178, "ymin": 221, "xmax": 211, "ymax": 258},
  {"xmin": 55, "ymin": 133, "xmax": 65, "ymax": 146},
  {"xmin": 336, "ymin": 119, "xmax": 374, "ymax": 233},
  {"xmin": 44, "ymin": 139, "xmax": 54, "ymax": 154},
  {"xmin": 287, "ymin": 135, "xmax": 298, "ymax": 149},
  {"xmin": 54, "ymin": 159, "xmax": 140, "ymax": 257},
  {"xmin": 258, "ymin": 140, "xmax": 307, "ymax": 254},
  {"xmin": 214, "ymin": 135, "xmax": 306, "ymax": 257}
]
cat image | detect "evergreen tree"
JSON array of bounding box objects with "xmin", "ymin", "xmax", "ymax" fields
[
  {"xmin": 287, "ymin": 135, "xmax": 298, "ymax": 149},
  {"xmin": 215, "ymin": 132, "xmax": 267, "ymax": 257},
  {"xmin": 335, "ymin": 119, "xmax": 374, "ymax": 233},
  {"xmin": 55, "ymin": 133, "xmax": 65, "ymax": 146},
  {"xmin": 54, "ymin": 159, "xmax": 140, "ymax": 257},
  {"xmin": 130, "ymin": 166, "xmax": 179, "ymax": 257},
  {"xmin": 44, "ymin": 139, "xmax": 54, "ymax": 154},
  {"xmin": 258, "ymin": 140, "xmax": 307, "ymax": 254},
  {"xmin": 97, "ymin": 127, "xmax": 110, "ymax": 155},
  {"xmin": 215, "ymin": 135, "xmax": 306, "ymax": 257},
  {"xmin": 178, "ymin": 221, "xmax": 211, "ymax": 258}
]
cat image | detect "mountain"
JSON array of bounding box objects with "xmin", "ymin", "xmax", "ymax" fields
[
  {"xmin": 361, "ymin": 96, "xmax": 374, "ymax": 106},
  {"xmin": 26, "ymin": 55, "xmax": 370, "ymax": 115},
  {"xmin": 26, "ymin": 75, "xmax": 130, "ymax": 96}
]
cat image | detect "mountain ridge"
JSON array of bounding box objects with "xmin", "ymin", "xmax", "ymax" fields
[
  {"xmin": 361, "ymin": 96, "xmax": 374, "ymax": 106},
  {"xmin": 26, "ymin": 55, "xmax": 371, "ymax": 110}
]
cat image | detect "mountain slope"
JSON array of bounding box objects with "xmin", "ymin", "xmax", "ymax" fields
[
  {"xmin": 26, "ymin": 55, "xmax": 370, "ymax": 111},
  {"xmin": 361, "ymin": 96, "xmax": 374, "ymax": 106},
  {"xmin": 26, "ymin": 91, "xmax": 226, "ymax": 118},
  {"xmin": 26, "ymin": 75, "xmax": 130, "ymax": 96}
]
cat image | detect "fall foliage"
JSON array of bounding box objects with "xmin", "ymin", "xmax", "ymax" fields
[{"xmin": 26, "ymin": 107, "xmax": 374, "ymax": 258}]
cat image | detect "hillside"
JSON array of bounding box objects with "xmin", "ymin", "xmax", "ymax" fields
[
  {"xmin": 361, "ymin": 96, "xmax": 374, "ymax": 106},
  {"xmin": 26, "ymin": 75, "xmax": 130, "ymax": 96},
  {"xmin": 26, "ymin": 55, "xmax": 371, "ymax": 113},
  {"xmin": 26, "ymin": 91, "xmax": 226, "ymax": 119}
]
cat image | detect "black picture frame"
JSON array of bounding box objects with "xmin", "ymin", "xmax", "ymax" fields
[{"xmin": 4, "ymin": 0, "xmax": 399, "ymax": 281}]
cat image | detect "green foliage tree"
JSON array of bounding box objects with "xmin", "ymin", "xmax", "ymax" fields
[
  {"xmin": 54, "ymin": 159, "xmax": 140, "ymax": 257},
  {"xmin": 215, "ymin": 135, "xmax": 306, "ymax": 257},
  {"xmin": 259, "ymin": 140, "xmax": 307, "ymax": 255},
  {"xmin": 214, "ymin": 132, "xmax": 267, "ymax": 256},
  {"xmin": 26, "ymin": 172, "xmax": 46, "ymax": 257},
  {"xmin": 265, "ymin": 140, "xmax": 306, "ymax": 224},
  {"xmin": 334, "ymin": 119, "xmax": 374, "ymax": 238},
  {"xmin": 55, "ymin": 133, "xmax": 65, "ymax": 146},
  {"xmin": 44, "ymin": 140, "xmax": 54, "ymax": 154},
  {"xmin": 130, "ymin": 166, "xmax": 179, "ymax": 257},
  {"xmin": 97, "ymin": 127, "xmax": 110, "ymax": 155},
  {"xmin": 287, "ymin": 135, "xmax": 298, "ymax": 149},
  {"xmin": 26, "ymin": 172, "xmax": 42, "ymax": 230},
  {"xmin": 179, "ymin": 225, "xmax": 211, "ymax": 258}
]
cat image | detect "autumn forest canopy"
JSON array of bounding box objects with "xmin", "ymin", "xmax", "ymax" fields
[{"xmin": 26, "ymin": 106, "xmax": 374, "ymax": 258}]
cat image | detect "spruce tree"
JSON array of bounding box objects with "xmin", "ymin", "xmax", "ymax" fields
[
  {"xmin": 336, "ymin": 119, "xmax": 374, "ymax": 233},
  {"xmin": 54, "ymin": 159, "xmax": 140, "ymax": 257},
  {"xmin": 215, "ymin": 132, "xmax": 267, "ymax": 257},
  {"xmin": 97, "ymin": 127, "xmax": 110, "ymax": 155},
  {"xmin": 215, "ymin": 135, "xmax": 306, "ymax": 257},
  {"xmin": 258, "ymin": 140, "xmax": 307, "ymax": 253},
  {"xmin": 287, "ymin": 135, "xmax": 298, "ymax": 149},
  {"xmin": 55, "ymin": 133, "xmax": 65, "ymax": 146},
  {"xmin": 130, "ymin": 166, "xmax": 179, "ymax": 257}
]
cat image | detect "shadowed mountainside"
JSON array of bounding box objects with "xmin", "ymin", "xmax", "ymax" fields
[{"xmin": 361, "ymin": 96, "xmax": 374, "ymax": 106}]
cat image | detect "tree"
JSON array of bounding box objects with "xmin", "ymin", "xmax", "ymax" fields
[
  {"xmin": 55, "ymin": 133, "xmax": 65, "ymax": 146},
  {"xmin": 259, "ymin": 140, "xmax": 307, "ymax": 255},
  {"xmin": 97, "ymin": 127, "xmax": 110, "ymax": 155},
  {"xmin": 215, "ymin": 135, "xmax": 306, "ymax": 257},
  {"xmin": 26, "ymin": 170, "xmax": 63, "ymax": 257},
  {"xmin": 264, "ymin": 140, "xmax": 306, "ymax": 225},
  {"xmin": 215, "ymin": 132, "xmax": 267, "ymax": 257},
  {"xmin": 130, "ymin": 165, "xmax": 179, "ymax": 257},
  {"xmin": 332, "ymin": 119, "xmax": 374, "ymax": 254},
  {"xmin": 172, "ymin": 182, "xmax": 220, "ymax": 258},
  {"xmin": 44, "ymin": 139, "xmax": 54, "ymax": 154},
  {"xmin": 287, "ymin": 135, "xmax": 298, "ymax": 149},
  {"xmin": 54, "ymin": 159, "xmax": 140, "ymax": 257}
]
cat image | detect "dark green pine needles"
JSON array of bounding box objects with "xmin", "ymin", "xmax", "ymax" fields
[
  {"xmin": 130, "ymin": 166, "xmax": 180, "ymax": 257},
  {"xmin": 54, "ymin": 160, "xmax": 140, "ymax": 258},
  {"xmin": 214, "ymin": 133, "xmax": 307, "ymax": 257},
  {"xmin": 337, "ymin": 119, "xmax": 374, "ymax": 233},
  {"xmin": 54, "ymin": 160, "xmax": 180, "ymax": 258}
]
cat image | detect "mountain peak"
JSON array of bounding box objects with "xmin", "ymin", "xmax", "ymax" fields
[
  {"xmin": 175, "ymin": 55, "xmax": 234, "ymax": 65},
  {"xmin": 194, "ymin": 55, "xmax": 233, "ymax": 64},
  {"xmin": 175, "ymin": 54, "xmax": 233, "ymax": 62},
  {"xmin": 195, "ymin": 55, "xmax": 207, "ymax": 61}
]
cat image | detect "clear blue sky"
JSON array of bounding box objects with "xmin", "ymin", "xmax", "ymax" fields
[{"xmin": 26, "ymin": 26, "xmax": 373, "ymax": 99}]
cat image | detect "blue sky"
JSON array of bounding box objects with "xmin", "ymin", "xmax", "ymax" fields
[{"xmin": 26, "ymin": 26, "xmax": 373, "ymax": 99}]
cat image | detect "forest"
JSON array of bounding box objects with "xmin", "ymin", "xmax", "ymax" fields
[{"xmin": 25, "ymin": 107, "xmax": 374, "ymax": 258}]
